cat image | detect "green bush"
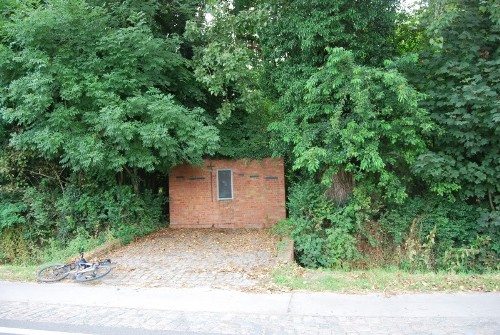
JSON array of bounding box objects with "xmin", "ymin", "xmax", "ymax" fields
[
  {"xmin": 0, "ymin": 201, "xmax": 26, "ymax": 229},
  {"xmin": 111, "ymin": 189, "xmax": 167, "ymax": 244},
  {"xmin": 380, "ymin": 196, "xmax": 499, "ymax": 272},
  {"xmin": 0, "ymin": 225, "xmax": 33, "ymax": 265},
  {"xmin": 442, "ymin": 235, "xmax": 499, "ymax": 273},
  {"xmin": 325, "ymin": 227, "xmax": 358, "ymax": 270},
  {"xmin": 275, "ymin": 181, "xmax": 359, "ymax": 269},
  {"xmin": 477, "ymin": 210, "xmax": 500, "ymax": 256},
  {"xmin": 22, "ymin": 187, "xmax": 60, "ymax": 246},
  {"xmin": 277, "ymin": 181, "xmax": 498, "ymax": 273},
  {"xmin": 41, "ymin": 227, "xmax": 113, "ymax": 264},
  {"xmin": 0, "ymin": 180, "xmax": 167, "ymax": 264},
  {"xmin": 53, "ymin": 184, "xmax": 167, "ymax": 244}
]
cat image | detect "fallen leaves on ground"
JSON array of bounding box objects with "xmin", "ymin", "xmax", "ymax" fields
[{"xmin": 103, "ymin": 227, "xmax": 281, "ymax": 292}]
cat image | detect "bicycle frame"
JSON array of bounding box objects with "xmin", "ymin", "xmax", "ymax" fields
[
  {"xmin": 69, "ymin": 253, "xmax": 110, "ymax": 276},
  {"xmin": 36, "ymin": 252, "xmax": 112, "ymax": 283}
]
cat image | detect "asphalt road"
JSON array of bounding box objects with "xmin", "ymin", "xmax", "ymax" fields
[{"xmin": 1, "ymin": 281, "xmax": 499, "ymax": 334}]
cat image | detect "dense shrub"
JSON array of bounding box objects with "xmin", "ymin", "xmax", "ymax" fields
[
  {"xmin": 0, "ymin": 181, "xmax": 167, "ymax": 264},
  {"xmin": 275, "ymin": 181, "xmax": 359, "ymax": 269},
  {"xmin": 0, "ymin": 201, "xmax": 26, "ymax": 229},
  {"xmin": 0, "ymin": 225, "xmax": 33, "ymax": 264},
  {"xmin": 53, "ymin": 184, "xmax": 166, "ymax": 244},
  {"xmin": 276, "ymin": 180, "xmax": 499, "ymax": 273},
  {"xmin": 0, "ymin": 191, "xmax": 32, "ymax": 264},
  {"xmin": 381, "ymin": 196, "xmax": 499, "ymax": 272}
]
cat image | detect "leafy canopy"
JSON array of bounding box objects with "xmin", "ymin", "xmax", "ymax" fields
[
  {"xmin": 185, "ymin": 0, "xmax": 272, "ymax": 158},
  {"xmin": 412, "ymin": 0, "xmax": 499, "ymax": 207},
  {"xmin": 270, "ymin": 48, "xmax": 432, "ymax": 203},
  {"xmin": 0, "ymin": 0, "xmax": 219, "ymax": 174},
  {"xmin": 261, "ymin": 0, "xmax": 432, "ymax": 203}
]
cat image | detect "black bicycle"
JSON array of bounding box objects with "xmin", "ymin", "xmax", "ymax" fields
[{"xmin": 36, "ymin": 252, "xmax": 112, "ymax": 283}]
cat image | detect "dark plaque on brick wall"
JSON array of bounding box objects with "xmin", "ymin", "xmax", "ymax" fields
[{"xmin": 218, "ymin": 169, "xmax": 233, "ymax": 199}]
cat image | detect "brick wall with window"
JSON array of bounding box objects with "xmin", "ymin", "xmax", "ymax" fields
[{"xmin": 169, "ymin": 158, "xmax": 286, "ymax": 228}]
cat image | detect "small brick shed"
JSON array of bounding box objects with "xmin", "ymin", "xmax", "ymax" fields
[{"xmin": 168, "ymin": 158, "xmax": 286, "ymax": 228}]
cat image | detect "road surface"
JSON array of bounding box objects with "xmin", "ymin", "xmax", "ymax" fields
[{"xmin": 0, "ymin": 281, "xmax": 499, "ymax": 334}]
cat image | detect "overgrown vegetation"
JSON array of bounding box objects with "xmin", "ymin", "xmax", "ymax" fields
[
  {"xmin": 0, "ymin": 181, "xmax": 167, "ymax": 264},
  {"xmin": 1, "ymin": 0, "xmax": 498, "ymax": 275},
  {"xmin": 274, "ymin": 181, "xmax": 499, "ymax": 273},
  {"xmin": 265, "ymin": 0, "xmax": 498, "ymax": 273},
  {"xmin": 0, "ymin": 0, "xmax": 202, "ymax": 264}
]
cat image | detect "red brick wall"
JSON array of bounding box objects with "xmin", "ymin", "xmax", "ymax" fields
[{"xmin": 169, "ymin": 158, "xmax": 286, "ymax": 228}]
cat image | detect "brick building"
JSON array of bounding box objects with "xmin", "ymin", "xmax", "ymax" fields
[{"xmin": 169, "ymin": 158, "xmax": 286, "ymax": 228}]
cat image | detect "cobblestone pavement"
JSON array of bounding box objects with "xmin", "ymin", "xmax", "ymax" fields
[
  {"xmin": 98, "ymin": 228, "xmax": 280, "ymax": 291},
  {"xmin": 1, "ymin": 299, "xmax": 499, "ymax": 335}
]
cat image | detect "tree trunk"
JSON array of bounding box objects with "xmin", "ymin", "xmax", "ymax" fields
[
  {"xmin": 327, "ymin": 170, "xmax": 354, "ymax": 204},
  {"xmin": 123, "ymin": 166, "xmax": 140, "ymax": 195}
]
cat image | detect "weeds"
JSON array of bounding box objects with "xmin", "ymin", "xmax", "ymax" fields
[{"xmin": 272, "ymin": 264, "xmax": 500, "ymax": 293}]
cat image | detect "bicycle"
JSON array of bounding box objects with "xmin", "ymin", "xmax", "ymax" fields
[{"xmin": 36, "ymin": 252, "xmax": 112, "ymax": 283}]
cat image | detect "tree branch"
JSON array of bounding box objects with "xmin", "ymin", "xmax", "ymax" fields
[{"xmin": 488, "ymin": 192, "xmax": 496, "ymax": 212}]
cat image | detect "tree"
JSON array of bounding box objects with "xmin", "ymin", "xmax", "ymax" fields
[
  {"xmin": 0, "ymin": 0, "xmax": 219, "ymax": 181},
  {"xmin": 270, "ymin": 48, "xmax": 432, "ymax": 203},
  {"xmin": 0, "ymin": 0, "xmax": 221, "ymax": 261},
  {"xmin": 261, "ymin": 0, "xmax": 432, "ymax": 204},
  {"xmin": 412, "ymin": 0, "xmax": 499, "ymax": 210},
  {"xmin": 185, "ymin": 0, "xmax": 272, "ymax": 158}
]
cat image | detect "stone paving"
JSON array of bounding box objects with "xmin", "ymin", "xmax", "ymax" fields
[
  {"xmin": 98, "ymin": 228, "xmax": 280, "ymax": 291},
  {"xmin": 1, "ymin": 300, "xmax": 499, "ymax": 335}
]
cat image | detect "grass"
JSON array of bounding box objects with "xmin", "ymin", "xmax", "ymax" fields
[
  {"xmin": 0, "ymin": 264, "xmax": 38, "ymax": 282},
  {"xmin": 273, "ymin": 264, "xmax": 500, "ymax": 293},
  {"xmin": 0, "ymin": 234, "xmax": 121, "ymax": 283}
]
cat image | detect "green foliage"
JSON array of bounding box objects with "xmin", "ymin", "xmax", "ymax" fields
[
  {"xmin": 0, "ymin": 201, "xmax": 26, "ymax": 229},
  {"xmin": 259, "ymin": 0, "xmax": 398, "ymax": 69},
  {"xmin": 216, "ymin": 108, "xmax": 273, "ymax": 159},
  {"xmin": 186, "ymin": 2, "xmax": 267, "ymax": 115},
  {"xmin": 108, "ymin": 188, "xmax": 167, "ymax": 244},
  {"xmin": 393, "ymin": 11, "xmax": 426, "ymax": 55},
  {"xmin": 185, "ymin": 1, "xmax": 272, "ymax": 158},
  {"xmin": 0, "ymin": 1, "xmax": 213, "ymax": 264},
  {"xmin": 0, "ymin": 181, "xmax": 167, "ymax": 263},
  {"xmin": 280, "ymin": 183, "xmax": 498, "ymax": 272},
  {"xmin": 40, "ymin": 228, "xmax": 112, "ymax": 264},
  {"xmin": 257, "ymin": 0, "xmax": 432, "ymax": 205},
  {"xmin": 259, "ymin": 0, "xmax": 400, "ymax": 146},
  {"xmin": 0, "ymin": 0, "xmax": 497, "ymax": 275},
  {"xmin": 442, "ymin": 235, "xmax": 499, "ymax": 273},
  {"xmin": 35, "ymin": 183, "xmax": 165, "ymax": 244},
  {"xmin": 0, "ymin": 0, "xmax": 208, "ymax": 266},
  {"xmin": 263, "ymin": 0, "xmax": 497, "ymax": 274},
  {"xmin": 381, "ymin": 197, "xmax": 477, "ymax": 247},
  {"xmin": 0, "ymin": 0, "xmax": 219, "ymax": 174},
  {"xmin": 275, "ymin": 181, "xmax": 359, "ymax": 269},
  {"xmin": 477, "ymin": 210, "xmax": 500, "ymax": 255},
  {"xmin": 0, "ymin": 0, "xmax": 29, "ymax": 43},
  {"xmin": 412, "ymin": 0, "xmax": 500, "ymax": 206},
  {"xmin": 0, "ymin": 225, "xmax": 33, "ymax": 264},
  {"xmin": 381, "ymin": 195, "xmax": 499, "ymax": 272},
  {"xmin": 269, "ymin": 48, "xmax": 432, "ymax": 203}
]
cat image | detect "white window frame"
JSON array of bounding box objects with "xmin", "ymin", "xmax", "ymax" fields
[{"xmin": 217, "ymin": 169, "xmax": 233, "ymax": 200}]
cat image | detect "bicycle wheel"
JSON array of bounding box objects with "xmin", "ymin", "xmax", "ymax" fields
[
  {"xmin": 75, "ymin": 264, "xmax": 111, "ymax": 282},
  {"xmin": 36, "ymin": 264, "xmax": 70, "ymax": 282}
]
